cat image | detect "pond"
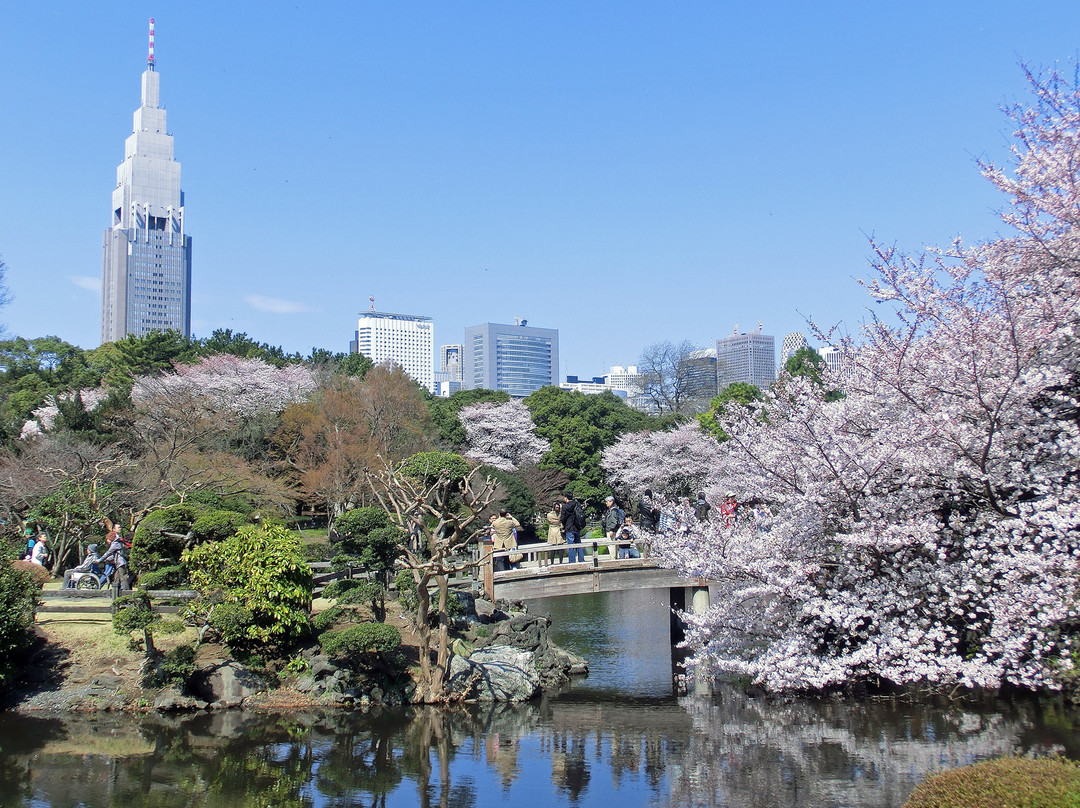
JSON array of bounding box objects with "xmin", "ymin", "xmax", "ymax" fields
[{"xmin": 2, "ymin": 590, "xmax": 1077, "ymax": 807}]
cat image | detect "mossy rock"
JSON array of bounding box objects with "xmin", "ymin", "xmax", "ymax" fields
[{"xmin": 903, "ymin": 757, "xmax": 1080, "ymax": 808}]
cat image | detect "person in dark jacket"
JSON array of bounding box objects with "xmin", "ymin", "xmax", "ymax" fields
[{"xmin": 560, "ymin": 492, "xmax": 586, "ymax": 564}]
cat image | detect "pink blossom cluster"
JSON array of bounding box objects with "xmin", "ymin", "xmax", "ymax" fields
[
  {"xmin": 623, "ymin": 69, "xmax": 1080, "ymax": 694},
  {"xmin": 459, "ymin": 399, "xmax": 551, "ymax": 471},
  {"xmin": 132, "ymin": 354, "xmax": 317, "ymax": 417},
  {"xmin": 21, "ymin": 387, "xmax": 110, "ymax": 439}
]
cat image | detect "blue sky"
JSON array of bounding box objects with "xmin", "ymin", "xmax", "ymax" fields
[{"xmin": 1, "ymin": 2, "xmax": 1077, "ymax": 376}]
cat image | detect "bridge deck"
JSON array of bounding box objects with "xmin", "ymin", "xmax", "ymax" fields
[{"xmin": 491, "ymin": 557, "xmax": 707, "ymax": 600}]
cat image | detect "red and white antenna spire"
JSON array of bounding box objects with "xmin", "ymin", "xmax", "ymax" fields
[{"xmin": 147, "ymin": 18, "xmax": 156, "ymax": 70}]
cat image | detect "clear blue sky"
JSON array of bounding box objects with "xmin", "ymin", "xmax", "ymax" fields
[{"xmin": 1, "ymin": 2, "xmax": 1077, "ymax": 376}]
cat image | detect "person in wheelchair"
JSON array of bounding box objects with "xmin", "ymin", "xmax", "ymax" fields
[{"xmin": 63, "ymin": 543, "xmax": 103, "ymax": 588}]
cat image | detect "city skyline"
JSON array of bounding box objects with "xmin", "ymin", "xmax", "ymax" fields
[{"xmin": 2, "ymin": 4, "xmax": 1079, "ymax": 375}]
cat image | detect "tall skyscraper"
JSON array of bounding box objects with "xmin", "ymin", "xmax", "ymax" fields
[
  {"xmin": 351, "ymin": 309, "xmax": 434, "ymax": 391},
  {"xmin": 464, "ymin": 320, "xmax": 559, "ymax": 398},
  {"xmin": 780, "ymin": 332, "xmax": 810, "ymax": 367},
  {"xmin": 101, "ymin": 19, "xmax": 192, "ymax": 343},
  {"xmin": 717, "ymin": 329, "xmax": 776, "ymax": 391}
]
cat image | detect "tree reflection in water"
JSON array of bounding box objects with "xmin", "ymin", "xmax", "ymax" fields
[{"xmin": 0, "ymin": 688, "xmax": 1077, "ymax": 808}]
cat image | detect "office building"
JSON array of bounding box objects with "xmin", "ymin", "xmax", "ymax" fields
[
  {"xmin": 717, "ymin": 329, "xmax": 776, "ymax": 391},
  {"xmin": 464, "ymin": 320, "xmax": 558, "ymax": 398},
  {"xmin": 433, "ymin": 344, "xmax": 465, "ymax": 397},
  {"xmin": 351, "ymin": 310, "xmax": 434, "ymax": 392},
  {"xmin": 101, "ymin": 19, "xmax": 192, "ymax": 343},
  {"xmin": 820, "ymin": 345, "xmax": 852, "ymax": 378},
  {"xmin": 780, "ymin": 332, "xmax": 810, "ymax": 367},
  {"xmin": 684, "ymin": 347, "xmax": 719, "ymax": 403}
]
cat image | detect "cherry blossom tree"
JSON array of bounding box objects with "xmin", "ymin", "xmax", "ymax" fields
[
  {"xmin": 601, "ymin": 422, "xmax": 725, "ymax": 499},
  {"xmin": 459, "ymin": 400, "xmax": 550, "ymax": 471},
  {"xmin": 655, "ymin": 67, "xmax": 1080, "ymax": 695},
  {"xmin": 132, "ymin": 354, "xmax": 316, "ymax": 418}
]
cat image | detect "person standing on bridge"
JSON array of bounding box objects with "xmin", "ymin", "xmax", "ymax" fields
[
  {"xmin": 491, "ymin": 510, "xmax": 522, "ymax": 572},
  {"xmin": 602, "ymin": 496, "xmax": 624, "ymax": 560},
  {"xmin": 560, "ymin": 491, "xmax": 586, "ymax": 564},
  {"xmin": 543, "ymin": 502, "xmax": 563, "ymax": 567}
]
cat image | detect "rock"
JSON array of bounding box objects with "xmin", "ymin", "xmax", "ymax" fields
[
  {"xmin": 370, "ymin": 686, "xmax": 383, "ymax": 702},
  {"xmin": 189, "ymin": 662, "xmax": 266, "ymax": 707},
  {"xmin": 295, "ymin": 675, "xmax": 317, "ymax": 694},
  {"xmin": 309, "ymin": 655, "xmax": 337, "ymax": 678},
  {"xmin": 447, "ymin": 645, "xmax": 540, "ymax": 702},
  {"xmin": 153, "ymin": 688, "xmax": 207, "ymax": 712}
]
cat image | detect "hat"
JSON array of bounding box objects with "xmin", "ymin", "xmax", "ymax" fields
[
  {"xmin": 87, "ymin": 544, "xmax": 99, "ymax": 553},
  {"xmin": 605, "ymin": 495, "xmax": 614, "ymax": 502}
]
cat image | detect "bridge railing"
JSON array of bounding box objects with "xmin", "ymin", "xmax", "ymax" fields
[{"xmin": 479, "ymin": 538, "xmax": 650, "ymax": 600}]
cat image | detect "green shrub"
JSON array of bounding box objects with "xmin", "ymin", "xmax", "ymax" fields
[
  {"xmin": 334, "ymin": 507, "xmax": 390, "ymax": 540},
  {"xmin": 338, "ymin": 580, "xmax": 383, "ymax": 605},
  {"xmin": 112, "ymin": 591, "xmax": 161, "ymax": 652},
  {"xmin": 152, "ymin": 643, "xmax": 195, "ymax": 688},
  {"xmin": 137, "ymin": 565, "xmax": 187, "ymax": 590},
  {"xmin": 302, "ymin": 542, "xmax": 334, "ymax": 563},
  {"xmin": 400, "ymin": 451, "xmax": 470, "ymax": 484},
  {"xmin": 207, "ymin": 602, "xmax": 256, "ymax": 646},
  {"xmin": 190, "ymin": 510, "xmax": 251, "ymax": 544},
  {"xmin": 132, "ymin": 504, "xmax": 203, "ymax": 575},
  {"xmin": 903, "ymin": 757, "xmax": 1080, "ymax": 808},
  {"xmin": 311, "ymin": 606, "xmax": 344, "ymax": 633},
  {"xmin": 394, "ymin": 569, "xmax": 418, "ymax": 614},
  {"xmin": 0, "ymin": 555, "xmax": 38, "ymax": 688},
  {"xmin": 319, "ymin": 623, "xmax": 401, "ymax": 658},
  {"xmin": 322, "ymin": 579, "xmax": 365, "ymax": 600},
  {"xmin": 182, "ymin": 523, "xmax": 313, "ymax": 645}
]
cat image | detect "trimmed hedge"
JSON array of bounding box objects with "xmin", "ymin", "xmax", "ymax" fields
[
  {"xmin": 903, "ymin": 757, "xmax": 1080, "ymax": 808},
  {"xmin": 137, "ymin": 564, "xmax": 187, "ymax": 590},
  {"xmin": 319, "ymin": 623, "xmax": 401, "ymax": 658}
]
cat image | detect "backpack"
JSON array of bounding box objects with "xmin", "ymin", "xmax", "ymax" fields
[{"xmin": 573, "ymin": 501, "xmax": 587, "ymax": 531}]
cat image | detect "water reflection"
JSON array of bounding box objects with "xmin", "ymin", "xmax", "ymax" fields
[
  {"xmin": 1, "ymin": 691, "xmax": 1076, "ymax": 808},
  {"xmin": 528, "ymin": 589, "xmax": 677, "ymax": 698}
]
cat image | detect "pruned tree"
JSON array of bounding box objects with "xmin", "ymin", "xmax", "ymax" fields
[{"xmin": 368, "ymin": 452, "xmax": 497, "ymax": 703}]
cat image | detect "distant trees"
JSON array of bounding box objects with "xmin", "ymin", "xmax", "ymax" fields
[
  {"xmin": 636, "ymin": 339, "xmax": 714, "ymax": 416},
  {"xmin": 696, "ymin": 382, "xmax": 763, "ymax": 441},
  {"xmin": 525, "ymin": 386, "xmax": 662, "ymax": 506},
  {"xmin": 459, "ymin": 400, "xmax": 550, "ymax": 471},
  {"xmin": 275, "ymin": 364, "xmax": 436, "ymax": 521}
]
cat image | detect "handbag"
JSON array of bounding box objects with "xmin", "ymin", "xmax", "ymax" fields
[{"xmin": 508, "ymin": 528, "xmax": 523, "ymax": 564}]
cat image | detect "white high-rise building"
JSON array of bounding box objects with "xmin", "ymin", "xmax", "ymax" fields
[
  {"xmin": 101, "ymin": 19, "xmax": 192, "ymax": 343},
  {"xmin": 820, "ymin": 345, "xmax": 852, "ymax": 378},
  {"xmin": 717, "ymin": 330, "xmax": 776, "ymax": 390},
  {"xmin": 351, "ymin": 310, "xmax": 434, "ymax": 391}
]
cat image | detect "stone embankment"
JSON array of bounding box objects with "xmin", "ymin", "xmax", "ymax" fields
[{"xmin": 12, "ymin": 597, "xmax": 588, "ymax": 712}]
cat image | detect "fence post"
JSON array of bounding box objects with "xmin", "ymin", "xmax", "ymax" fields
[{"xmin": 482, "ymin": 541, "xmax": 494, "ymax": 601}]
